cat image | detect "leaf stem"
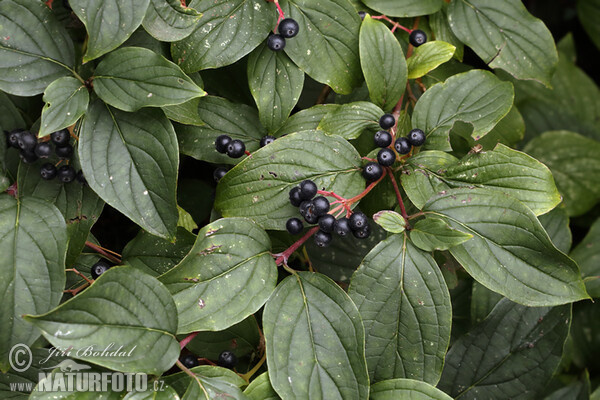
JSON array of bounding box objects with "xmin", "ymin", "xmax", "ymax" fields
[
  {"xmin": 85, "ymin": 241, "xmax": 121, "ymax": 264},
  {"xmin": 179, "ymin": 332, "xmax": 199, "ymax": 349},
  {"xmin": 316, "ymin": 85, "xmax": 332, "ymax": 104},
  {"xmin": 371, "ymin": 15, "xmax": 412, "ymax": 34},
  {"xmin": 239, "ymin": 353, "xmax": 266, "ymax": 383}
]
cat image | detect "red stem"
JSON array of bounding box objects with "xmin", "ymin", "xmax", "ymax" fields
[
  {"xmin": 180, "ymin": 332, "xmax": 199, "ymax": 349},
  {"xmin": 274, "ymin": 227, "xmax": 319, "ymax": 265},
  {"xmin": 85, "ymin": 241, "xmax": 121, "ymax": 264},
  {"xmin": 386, "ymin": 168, "xmax": 409, "ymax": 224},
  {"xmin": 371, "ymin": 15, "xmax": 412, "ymax": 33},
  {"xmin": 345, "ymin": 168, "xmax": 387, "ymax": 205}
]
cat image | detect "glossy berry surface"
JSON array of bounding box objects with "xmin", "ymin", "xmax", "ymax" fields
[
  {"xmin": 318, "ymin": 214, "xmax": 336, "ymax": 233},
  {"xmin": 374, "ymin": 131, "xmax": 392, "ymax": 148},
  {"xmin": 278, "ymin": 18, "xmax": 299, "ymax": 38},
  {"xmin": 17, "ymin": 131, "xmax": 37, "ymax": 151},
  {"xmin": 260, "ymin": 135, "xmax": 276, "ymax": 147},
  {"xmin": 51, "ymin": 129, "xmax": 70, "ymax": 146},
  {"xmin": 226, "ymin": 139, "xmax": 246, "ymax": 158},
  {"xmin": 218, "ymin": 351, "xmax": 238, "ymax": 369},
  {"xmin": 379, "ymin": 113, "xmax": 395, "ymax": 129},
  {"xmin": 213, "ymin": 167, "xmax": 228, "ymax": 182},
  {"xmin": 377, "ymin": 148, "xmax": 396, "ymax": 166},
  {"xmin": 409, "ymin": 30, "xmax": 427, "ymax": 47},
  {"xmin": 55, "ymin": 144, "xmax": 73, "ymax": 159},
  {"xmin": 362, "ymin": 162, "xmax": 383, "ymax": 182},
  {"xmin": 267, "ymin": 34, "xmax": 286, "ymax": 51},
  {"xmin": 40, "ymin": 163, "xmax": 57, "ymax": 180},
  {"xmin": 407, "ymin": 128, "xmax": 426, "ymax": 147},
  {"xmin": 180, "ymin": 354, "xmax": 199, "ymax": 369},
  {"xmin": 352, "ymin": 224, "xmax": 371, "ymax": 239},
  {"xmin": 286, "ymin": 217, "xmax": 304, "ymax": 235},
  {"xmin": 299, "ymin": 200, "xmax": 312, "ymax": 217},
  {"xmin": 314, "ymin": 230, "xmax": 332, "ymax": 248},
  {"xmin": 334, "ymin": 217, "xmax": 351, "ymax": 237},
  {"xmin": 215, "ymin": 135, "xmax": 232, "ymax": 153},
  {"xmin": 289, "ymin": 186, "xmax": 303, "ymax": 207},
  {"xmin": 34, "ymin": 142, "xmax": 52, "ymax": 158},
  {"xmin": 303, "ymin": 205, "xmax": 319, "ymax": 224},
  {"xmin": 349, "ymin": 212, "xmax": 368, "ymax": 231},
  {"xmin": 90, "ymin": 260, "xmax": 110, "ymax": 279},
  {"xmin": 299, "ymin": 180, "xmax": 318, "ymax": 200},
  {"xmin": 394, "ymin": 137, "xmax": 411, "ymax": 155},
  {"xmin": 7, "ymin": 130, "xmax": 22, "ymax": 148},
  {"xmin": 57, "ymin": 165, "xmax": 76, "ymax": 183},
  {"xmin": 19, "ymin": 151, "xmax": 38, "ymax": 164},
  {"xmin": 312, "ymin": 196, "xmax": 330, "ymax": 216}
]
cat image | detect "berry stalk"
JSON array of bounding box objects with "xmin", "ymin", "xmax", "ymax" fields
[
  {"xmin": 179, "ymin": 332, "xmax": 199, "ymax": 350},
  {"xmin": 85, "ymin": 241, "xmax": 121, "ymax": 264},
  {"xmin": 371, "ymin": 15, "xmax": 412, "ymax": 34},
  {"xmin": 274, "ymin": 226, "xmax": 320, "ymax": 266},
  {"xmin": 386, "ymin": 168, "xmax": 410, "ymax": 225}
]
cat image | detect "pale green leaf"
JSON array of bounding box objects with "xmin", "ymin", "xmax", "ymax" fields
[
  {"xmin": 372, "ymin": 210, "xmax": 406, "ymax": 233},
  {"xmin": 407, "ymin": 41, "xmax": 455, "ymax": 79}
]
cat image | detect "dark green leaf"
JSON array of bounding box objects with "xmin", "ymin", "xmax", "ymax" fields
[
  {"xmin": 407, "ymin": 41, "xmax": 455, "ymax": 79},
  {"xmin": 264, "ymin": 272, "xmax": 369, "ymax": 400},
  {"xmin": 0, "ymin": 91, "xmax": 26, "ymax": 132},
  {"xmin": 93, "ymin": 47, "xmax": 205, "ymax": 112},
  {"xmin": 186, "ymin": 316, "xmax": 260, "ymax": 359},
  {"xmin": 25, "ymin": 267, "xmax": 180, "ymax": 375},
  {"xmin": 458, "ymin": 105, "xmax": 525, "ymax": 150},
  {"xmin": 70, "ymin": 0, "xmax": 151, "ymax": 62},
  {"xmin": 448, "ymin": 0, "xmax": 558, "ymax": 86},
  {"xmin": 577, "ymin": 0, "xmax": 600, "ymax": 51},
  {"xmin": 248, "ymin": 43, "xmax": 304, "ymax": 133},
  {"xmin": 370, "ymin": 378, "xmax": 452, "ymax": 400},
  {"xmin": 39, "ymin": 77, "xmax": 89, "ymax": 138},
  {"xmin": 143, "ymin": 0, "xmax": 202, "ymax": 42},
  {"xmin": 410, "ymin": 217, "xmax": 472, "ymax": 252},
  {"xmin": 348, "ymin": 235, "xmax": 451, "ymax": 384},
  {"xmin": 438, "ymin": 299, "xmax": 571, "ymax": 399},
  {"xmin": 424, "ymin": 188, "xmax": 589, "ymax": 306},
  {"xmin": 539, "ymin": 206, "xmax": 572, "ymax": 254},
  {"xmin": 570, "ymin": 217, "xmax": 600, "ymax": 298},
  {"xmin": 244, "ymin": 372, "xmax": 279, "ymax": 400},
  {"xmin": 79, "ymin": 100, "xmax": 179, "ymax": 239},
  {"xmin": 162, "ymin": 98, "xmax": 205, "ymax": 126},
  {"xmin": 159, "ymin": 218, "xmax": 277, "ymax": 333},
  {"xmin": 215, "ymin": 130, "xmax": 364, "ymax": 230},
  {"xmin": 274, "ymin": 104, "xmax": 338, "ymax": 137},
  {"xmin": 317, "ymin": 101, "xmax": 383, "ymax": 140},
  {"xmin": 361, "ymin": 0, "xmax": 443, "ymax": 17},
  {"xmin": 0, "ymin": 195, "xmax": 67, "ymax": 372},
  {"xmin": 0, "ymin": 0, "xmax": 74, "ymax": 96},
  {"xmin": 163, "ymin": 365, "xmax": 247, "ymax": 399},
  {"xmin": 372, "ymin": 210, "xmax": 406, "ymax": 233},
  {"xmin": 359, "ymin": 16, "xmax": 407, "ymax": 112},
  {"xmin": 544, "ymin": 372, "xmax": 591, "ymax": 400},
  {"xmin": 429, "ymin": 4, "xmax": 464, "ymax": 61},
  {"xmin": 412, "ymin": 70, "xmax": 514, "ymax": 151},
  {"xmin": 470, "ymin": 281, "xmax": 503, "ymax": 325}
]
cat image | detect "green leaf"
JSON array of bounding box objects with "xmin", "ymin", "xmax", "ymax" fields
[
  {"xmin": 247, "ymin": 43, "xmax": 305, "ymax": 133},
  {"xmin": 0, "ymin": 91, "xmax": 26, "ymax": 133},
  {"xmin": 244, "ymin": 372, "xmax": 279, "ymax": 400},
  {"xmin": 429, "ymin": 4, "xmax": 464, "ymax": 61},
  {"xmin": 177, "ymin": 205, "xmax": 197, "ymax": 232},
  {"xmin": 214, "ymin": 130, "xmax": 364, "ymax": 230},
  {"xmin": 412, "ymin": 70, "xmax": 514, "ymax": 151},
  {"xmin": 70, "ymin": 0, "xmax": 151, "ymax": 62},
  {"xmin": 143, "ymin": 0, "xmax": 202, "ymax": 42},
  {"xmin": 577, "ymin": 0, "xmax": 600, "ymax": 51},
  {"xmin": 93, "ymin": 47, "xmax": 205, "ymax": 112},
  {"xmin": 159, "ymin": 218, "xmax": 277, "ymax": 333},
  {"xmin": 539, "ymin": 206, "xmax": 572, "ymax": 254},
  {"xmin": 124, "ymin": 385, "xmax": 180, "ymax": 400},
  {"xmin": 407, "ymin": 41, "xmax": 455, "ymax": 79},
  {"xmin": 570, "ymin": 217, "xmax": 600, "ymax": 298},
  {"xmin": 122, "ymin": 226, "xmax": 196, "ymax": 276},
  {"xmin": 544, "ymin": 372, "xmax": 591, "ymax": 400},
  {"xmin": 361, "ymin": 0, "xmax": 443, "ymax": 17},
  {"xmin": 372, "ymin": 210, "xmax": 406, "ymax": 233},
  {"xmin": 264, "ymin": 272, "xmax": 369, "ymax": 400},
  {"xmin": 424, "ymin": 188, "xmax": 589, "ymax": 306},
  {"xmin": 370, "ymin": 378, "xmax": 452, "ymax": 400},
  {"xmin": 410, "ymin": 217, "xmax": 472, "ymax": 252},
  {"xmin": 438, "ymin": 299, "xmax": 571, "ymax": 399},
  {"xmin": 317, "ymin": 101, "xmax": 383, "ymax": 140},
  {"xmin": 359, "ymin": 16, "xmax": 407, "ymax": 112},
  {"xmin": 462, "ymin": 105, "xmax": 525, "ymax": 150},
  {"xmin": 176, "ymin": 96, "xmax": 265, "ymax": 165},
  {"xmin": 279, "ymin": 0, "xmax": 362, "ymax": 94},
  {"xmin": 79, "ymin": 99, "xmax": 179, "ymax": 239},
  {"xmin": 274, "ymin": 104, "xmax": 338, "ymax": 137},
  {"xmin": 162, "ymin": 98, "xmax": 205, "ymax": 126},
  {"xmin": 470, "ymin": 281, "xmax": 503, "ymax": 325},
  {"xmin": 0, "ymin": 195, "xmax": 67, "ymax": 372},
  {"xmin": 171, "ymin": 0, "xmax": 274, "ymax": 72},
  {"xmin": 448, "ymin": 0, "xmax": 558, "ymax": 86},
  {"xmin": 39, "ymin": 77, "xmax": 89, "ymax": 138},
  {"xmin": 162, "ymin": 365, "xmax": 247, "ymax": 399},
  {"xmin": 523, "ymin": 131, "xmax": 600, "ymax": 216},
  {"xmin": 348, "ymin": 235, "xmax": 451, "ymax": 384},
  {"xmin": 0, "ymin": 0, "xmax": 74, "ymax": 96},
  {"xmin": 186, "ymin": 316, "xmax": 260, "ymax": 359},
  {"xmin": 24, "ymin": 266, "xmax": 180, "ymax": 375}
]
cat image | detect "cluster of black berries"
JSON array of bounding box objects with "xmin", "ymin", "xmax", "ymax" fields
[
  {"xmin": 5, "ymin": 128, "xmax": 85, "ymax": 184},
  {"xmin": 215, "ymin": 134, "xmax": 246, "ymax": 158},
  {"xmin": 90, "ymin": 259, "xmax": 111, "ymax": 279},
  {"xmin": 362, "ymin": 113, "xmax": 426, "ymax": 182},
  {"xmin": 286, "ymin": 180, "xmax": 371, "ymax": 247},
  {"xmin": 180, "ymin": 350, "xmax": 237, "ymax": 370},
  {"xmin": 268, "ymin": 18, "xmax": 299, "ymax": 51}
]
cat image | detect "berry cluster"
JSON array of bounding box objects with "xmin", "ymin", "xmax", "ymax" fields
[
  {"xmin": 268, "ymin": 18, "xmax": 299, "ymax": 51},
  {"xmin": 362, "ymin": 113, "xmax": 426, "ymax": 182},
  {"xmin": 4, "ymin": 128, "xmax": 86, "ymax": 184},
  {"xmin": 179, "ymin": 350, "xmax": 238, "ymax": 370},
  {"xmin": 214, "ymin": 134, "xmax": 276, "ymax": 160},
  {"xmin": 286, "ymin": 180, "xmax": 371, "ymax": 247}
]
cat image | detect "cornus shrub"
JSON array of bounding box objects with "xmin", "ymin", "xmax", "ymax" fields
[{"xmin": 1, "ymin": 0, "xmax": 600, "ymax": 399}]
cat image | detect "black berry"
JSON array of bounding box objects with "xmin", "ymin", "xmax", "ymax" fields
[
  {"xmin": 90, "ymin": 260, "xmax": 110, "ymax": 279},
  {"xmin": 7, "ymin": 130, "xmax": 22, "ymax": 148},
  {"xmin": 278, "ymin": 18, "xmax": 300, "ymax": 38},
  {"xmin": 57, "ymin": 165, "xmax": 76, "ymax": 183},
  {"xmin": 311, "ymin": 196, "xmax": 330, "ymax": 216},
  {"xmin": 374, "ymin": 130, "xmax": 393, "ymax": 148},
  {"xmin": 314, "ymin": 230, "xmax": 332, "ymax": 248},
  {"xmin": 286, "ymin": 217, "xmax": 304, "ymax": 235},
  {"xmin": 394, "ymin": 137, "xmax": 411, "ymax": 155},
  {"xmin": 358, "ymin": 11, "xmax": 366, "ymax": 20},
  {"xmin": 217, "ymin": 351, "xmax": 238, "ymax": 369},
  {"xmin": 349, "ymin": 212, "xmax": 368, "ymax": 231},
  {"xmin": 215, "ymin": 135, "xmax": 232, "ymax": 154},
  {"xmin": 180, "ymin": 354, "xmax": 199, "ymax": 369},
  {"xmin": 303, "ymin": 205, "xmax": 319, "ymax": 224},
  {"xmin": 318, "ymin": 214, "xmax": 336, "ymax": 233},
  {"xmin": 19, "ymin": 150, "xmax": 38, "ymax": 164},
  {"xmin": 353, "ymin": 224, "xmax": 371, "ymax": 239},
  {"xmin": 267, "ymin": 34, "xmax": 286, "ymax": 51},
  {"xmin": 55, "ymin": 144, "xmax": 74, "ymax": 159},
  {"xmin": 17, "ymin": 131, "xmax": 37, "ymax": 151},
  {"xmin": 213, "ymin": 167, "xmax": 228, "ymax": 182},
  {"xmin": 379, "ymin": 113, "xmax": 395, "ymax": 130},
  {"xmin": 407, "ymin": 128, "xmax": 426, "ymax": 147},
  {"xmin": 260, "ymin": 135, "xmax": 276, "ymax": 147},
  {"xmin": 226, "ymin": 139, "xmax": 246, "ymax": 158},
  {"xmin": 299, "ymin": 180, "xmax": 318, "ymax": 200},
  {"xmin": 34, "ymin": 142, "xmax": 52, "ymax": 158},
  {"xmin": 40, "ymin": 163, "xmax": 57, "ymax": 180},
  {"xmin": 76, "ymin": 170, "xmax": 87, "ymax": 185},
  {"xmin": 334, "ymin": 217, "xmax": 351, "ymax": 237},
  {"xmin": 289, "ymin": 186, "xmax": 303, "ymax": 207},
  {"xmin": 377, "ymin": 148, "xmax": 396, "ymax": 166},
  {"xmin": 299, "ymin": 200, "xmax": 312, "ymax": 218},
  {"xmin": 362, "ymin": 162, "xmax": 383, "ymax": 182},
  {"xmin": 409, "ymin": 30, "xmax": 427, "ymax": 47},
  {"xmin": 51, "ymin": 129, "xmax": 70, "ymax": 146}
]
